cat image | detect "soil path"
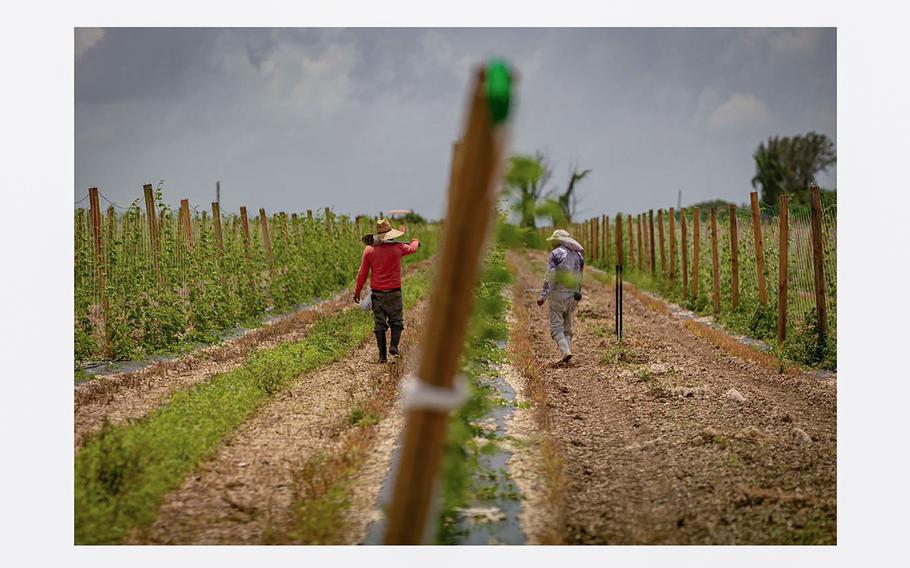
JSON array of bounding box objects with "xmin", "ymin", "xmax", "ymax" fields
[
  {"xmin": 74, "ymin": 261, "xmax": 429, "ymax": 450},
  {"xmin": 510, "ymin": 249, "xmax": 836, "ymax": 544},
  {"xmin": 132, "ymin": 299, "xmax": 428, "ymax": 544}
]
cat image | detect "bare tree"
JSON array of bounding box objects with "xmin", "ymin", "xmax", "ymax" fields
[{"xmin": 555, "ymin": 166, "xmax": 592, "ymax": 223}]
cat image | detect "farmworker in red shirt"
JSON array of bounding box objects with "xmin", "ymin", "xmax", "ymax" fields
[{"xmin": 354, "ymin": 218, "xmax": 420, "ymax": 363}]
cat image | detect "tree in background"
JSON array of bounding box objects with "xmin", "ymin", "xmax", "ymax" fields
[
  {"xmin": 751, "ymin": 139, "xmax": 792, "ymax": 205},
  {"xmin": 555, "ymin": 167, "xmax": 592, "ymax": 223},
  {"xmin": 503, "ymin": 152, "xmax": 552, "ymax": 228},
  {"xmin": 504, "ymin": 152, "xmax": 594, "ymax": 228},
  {"xmin": 751, "ymin": 132, "xmax": 836, "ymax": 205}
]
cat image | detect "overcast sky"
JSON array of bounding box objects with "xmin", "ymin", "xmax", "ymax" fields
[{"xmin": 75, "ymin": 28, "xmax": 836, "ymax": 220}]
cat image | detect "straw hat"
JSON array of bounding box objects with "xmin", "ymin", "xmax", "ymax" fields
[
  {"xmin": 546, "ymin": 229, "xmax": 571, "ymax": 241},
  {"xmin": 375, "ymin": 218, "xmax": 405, "ymax": 241}
]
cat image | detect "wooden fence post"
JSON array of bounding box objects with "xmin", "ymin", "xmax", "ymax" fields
[
  {"xmin": 211, "ymin": 202, "xmax": 224, "ymax": 254},
  {"xmin": 175, "ymin": 205, "xmax": 185, "ymax": 273},
  {"xmin": 627, "ymin": 215, "xmax": 635, "ymax": 270},
  {"xmin": 669, "ymin": 207, "xmax": 676, "ymax": 281},
  {"xmin": 158, "ymin": 209, "xmax": 165, "ymax": 250},
  {"xmin": 106, "ymin": 206, "xmax": 116, "ymax": 250},
  {"xmin": 750, "ymin": 192, "xmax": 768, "ymax": 306},
  {"xmin": 680, "ymin": 208, "xmax": 689, "ymax": 297},
  {"xmin": 596, "ymin": 215, "xmax": 601, "ymax": 265},
  {"xmin": 88, "ymin": 186, "xmax": 103, "ymax": 278},
  {"xmin": 729, "ymin": 204, "xmax": 740, "ymax": 310},
  {"xmin": 590, "ymin": 218, "xmax": 595, "ymax": 263},
  {"xmin": 291, "ymin": 212, "xmax": 300, "ymax": 240},
  {"xmin": 180, "ymin": 199, "xmax": 194, "ymax": 252},
  {"xmin": 710, "ymin": 207, "xmax": 720, "ymax": 313},
  {"xmin": 657, "ymin": 209, "xmax": 666, "ymax": 277},
  {"xmin": 88, "ymin": 187, "xmax": 110, "ymax": 355},
  {"xmin": 106, "ymin": 205, "xmax": 116, "ymax": 298},
  {"xmin": 809, "ymin": 184, "xmax": 828, "ymax": 340},
  {"xmin": 260, "ymin": 208, "xmax": 274, "ymax": 269},
  {"xmin": 692, "ymin": 207, "xmax": 701, "ymax": 297},
  {"xmin": 636, "ymin": 214, "xmax": 644, "ymax": 272},
  {"xmin": 596, "ymin": 217, "xmax": 601, "ymax": 265},
  {"xmin": 142, "ymin": 183, "xmax": 159, "ymax": 271},
  {"xmin": 604, "ymin": 215, "xmax": 610, "ymax": 268},
  {"xmin": 211, "ymin": 202, "xmax": 226, "ymax": 289},
  {"xmin": 585, "ymin": 220, "xmax": 590, "ymax": 253},
  {"xmin": 239, "ymin": 206, "xmax": 251, "ymax": 253},
  {"xmin": 648, "ymin": 209, "xmax": 656, "ymax": 277},
  {"xmin": 777, "ymin": 193, "xmax": 789, "ymax": 345}
]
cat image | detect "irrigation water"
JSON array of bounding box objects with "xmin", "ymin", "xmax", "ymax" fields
[
  {"xmin": 74, "ymin": 294, "xmax": 339, "ymax": 383},
  {"xmin": 364, "ymin": 344, "xmax": 526, "ymax": 545}
]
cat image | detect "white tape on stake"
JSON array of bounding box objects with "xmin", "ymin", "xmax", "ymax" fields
[{"xmin": 401, "ymin": 374, "xmax": 470, "ymax": 412}]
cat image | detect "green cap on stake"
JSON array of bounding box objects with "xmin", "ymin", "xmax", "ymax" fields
[{"xmin": 485, "ymin": 58, "xmax": 511, "ymax": 124}]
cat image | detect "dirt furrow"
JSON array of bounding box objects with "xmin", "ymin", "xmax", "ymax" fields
[
  {"xmin": 74, "ymin": 260, "xmax": 430, "ymax": 450},
  {"xmin": 131, "ymin": 299, "xmax": 427, "ymax": 545},
  {"xmin": 513, "ymin": 250, "xmax": 836, "ymax": 544},
  {"xmin": 73, "ymin": 294, "xmax": 349, "ymax": 449}
]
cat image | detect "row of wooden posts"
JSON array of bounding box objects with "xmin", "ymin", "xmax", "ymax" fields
[
  {"xmin": 562, "ymin": 187, "xmax": 829, "ymax": 345},
  {"xmin": 80, "ymin": 184, "xmax": 368, "ymax": 356},
  {"xmin": 85, "ymin": 185, "xmax": 351, "ymax": 269}
]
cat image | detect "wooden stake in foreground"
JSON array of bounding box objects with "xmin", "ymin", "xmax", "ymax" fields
[{"xmin": 384, "ymin": 61, "xmax": 512, "ymax": 544}]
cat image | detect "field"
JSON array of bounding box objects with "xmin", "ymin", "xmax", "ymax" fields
[
  {"xmin": 559, "ymin": 191, "xmax": 837, "ymax": 371},
  {"xmin": 72, "ymin": 59, "xmax": 836, "ymax": 546},
  {"xmin": 74, "ymin": 186, "xmax": 438, "ymax": 364},
  {"xmin": 73, "ymin": 211, "xmax": 836, "ymax": 544}
]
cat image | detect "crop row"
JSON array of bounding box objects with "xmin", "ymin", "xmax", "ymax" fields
[
  {"xmin": 555, "ymin": 190, "xmax": 836, "ymax": 369},
  {"xmin": 75, "ymin": 185, "xmax": 438, "ymax": 362}
]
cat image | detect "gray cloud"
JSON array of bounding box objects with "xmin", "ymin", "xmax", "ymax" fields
[{"xmin": 75, "ymin": 28, "xmax": 836, "ymax": 220}]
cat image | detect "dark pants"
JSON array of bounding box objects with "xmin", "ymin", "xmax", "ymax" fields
[{"xmin": 371, "ymin": 289, "xmax": 404, "ymax": 333}]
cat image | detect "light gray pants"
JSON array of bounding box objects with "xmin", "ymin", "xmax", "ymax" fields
[{"xmin": 548, "ymin": 288, "xmax": 577, "ymax": 356}]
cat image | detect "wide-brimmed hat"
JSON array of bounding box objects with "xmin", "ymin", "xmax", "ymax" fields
[
  {"xmin": 375, "ymin": 218, "xmax": 405, "ymax": 241},
  {"xmin": 546, "ymin": 228, "xmax": 584, "ymax": 251},
  {"xmin": 546, "ymin": 229, "xmax": 571, "ymax": 241}
]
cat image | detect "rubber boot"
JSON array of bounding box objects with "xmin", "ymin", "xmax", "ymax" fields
[
  {"xmin": 375, "ymin": 331, "xmax": 388, "ymax": 363},
  {"xmin": 389, "ymin": 326, "xmax": 402, "ymax": 362}
]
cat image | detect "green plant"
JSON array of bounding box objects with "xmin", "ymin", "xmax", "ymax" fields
[
  {"xmin": 783, "ymin": 308, "xmax": 836, "ymax": 370},
  {"xmin": 348, "ymin": 406, "xmax": 380, "ymax": 427},
  {"xmin": 74, "ymin": 196, "xmax": 440, "ymax": 363},
  {"xmin": 748, "ymin": 303, "xmax": 777, "ymax": 339},
  {"xmin": 74, "ymin": 269, "xmax": 431, "ymax": 544}
]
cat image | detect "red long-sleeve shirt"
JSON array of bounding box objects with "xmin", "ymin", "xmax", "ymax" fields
[{"xmin": 355, "ymin": 239, "xmax": 420, "ymax": 295}]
